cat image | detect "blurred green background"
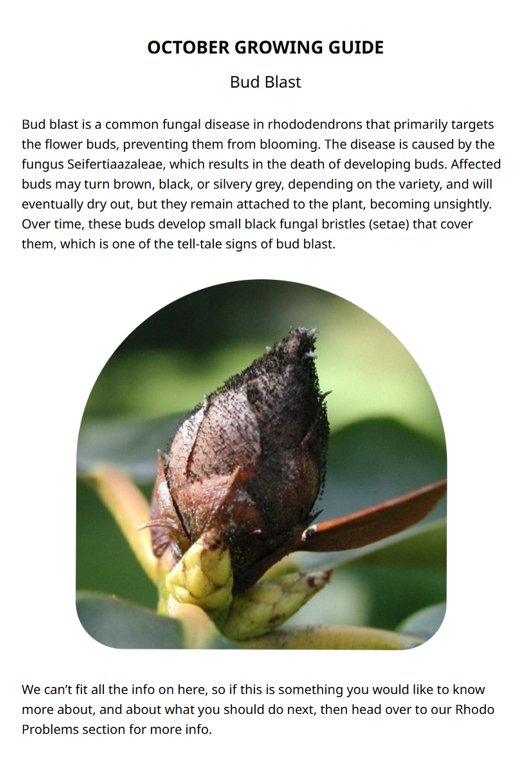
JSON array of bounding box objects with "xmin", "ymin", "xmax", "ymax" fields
[{"xmin": 77, "ymin": 279, "xmax": 446, "ymax": 635}]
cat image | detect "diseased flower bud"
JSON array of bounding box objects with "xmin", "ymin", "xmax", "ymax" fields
[{"xmin": 148, "ymin": 328, "xmax": 329, "ymax": 593}]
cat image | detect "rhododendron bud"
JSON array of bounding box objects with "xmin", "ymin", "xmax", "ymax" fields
[{"xmin": 147, "ymin": 328, "xmax": 329, "ymax": 593}]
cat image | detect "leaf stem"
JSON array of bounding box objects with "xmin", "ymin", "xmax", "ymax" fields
[{"xmin": 84, "ymin": 465, "xmax": 167, "ymax": 586}]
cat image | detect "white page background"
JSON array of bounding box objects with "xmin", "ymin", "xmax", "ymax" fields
[{"xmin": 4, "ymin": 1, "xmax": 519, "ymax": 763}]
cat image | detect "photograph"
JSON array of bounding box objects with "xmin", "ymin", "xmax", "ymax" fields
[{"xmin": 77, "ymin": 279, "xmax": 447, "ymax": 649}]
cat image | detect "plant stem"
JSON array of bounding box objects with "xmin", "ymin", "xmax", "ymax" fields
[{"xmin": 85, "ymin": 465, "xmax": 167, "ymax": 586}]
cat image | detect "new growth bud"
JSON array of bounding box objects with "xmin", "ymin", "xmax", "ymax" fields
[
  {"xmin": 220, "ymin": 570, "xmax": 333, "ymax": 641},
  {"xmin": 165, "ymin": 531, "xmax": 233, "ymax": 614}
]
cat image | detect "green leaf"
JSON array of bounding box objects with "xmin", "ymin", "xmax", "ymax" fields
[
  {"xmin": 321, "ymin": 418, "xmax": 446, "ymax": 526},
  {"xmin": 303, "ymin": 519, "xmax": 447, "ymax": 570},
  {"xmin": 76, "ymin": 592, "xmax": 240, "ymax": 649},
  {"xmin": 243, "ymin": 625, "xmax": 425, "ymax": 650},
  {"xmin": 397, "ymin": 602, "xmax": 446, "ymax": 639},
  {"xmin": 77, "ymin": 414, "xmax": 182, "ymax": 481},
  {"xmin": 286, "ymin": 521, "xmax": 446, "ymax": 632}
]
